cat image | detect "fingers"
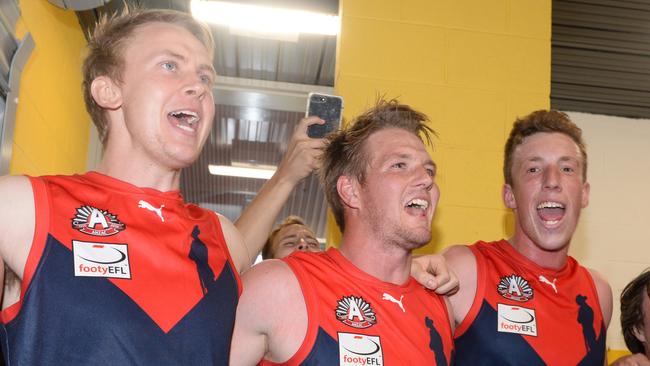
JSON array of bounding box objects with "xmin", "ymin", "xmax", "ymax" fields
[
  {"xmin": 410, "ymin": 254, "xmax": 460, "ymax": 296},
  {"xmin": 295, "ymin": 116, "xmax": 325, "ymax": 136},
  {"xmin": 434, "ymin": 269, "xmax": 459, "ymax": 296}
]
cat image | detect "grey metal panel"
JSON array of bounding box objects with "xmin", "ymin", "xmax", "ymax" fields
[
  {"xmin": 551, "ymin": 0, "xmax": 650, "ymax": 118},
  {"xmin": 0, "ymin": 25, "xmax": 17, "ymax": 84},
  {"xmin": 278, "ymin": 34, "xmax": 326, "ymax": 85},
  {"xmin": 318, "ymin": 37, "xmax": 336, "ymax": 86},
  {"xmin": 0, "ymin": 0, "xmax": 19, "ymax": 33},
  {"xmin": 0, "ymin": 33, "xmax": 34, "ymax": 175},
  {"xmin": 48, "ymin": 0, "xmax": 111, "ymax": 11},
  {"xmin": 236, "ymin": 36, "xmax": 280, "ymax": 80}
]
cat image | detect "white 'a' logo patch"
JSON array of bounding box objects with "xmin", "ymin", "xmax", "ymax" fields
[
  {"xmin": 71, "ymin": 206, "xmax": 125, "ymax": 237},
  {"xmin": 497, "ymin": 274, "xmax": 534, "ymax": 302},
  {"xmin": 335, "ymin": 295, "xmax": 377, "ymax": 329}
]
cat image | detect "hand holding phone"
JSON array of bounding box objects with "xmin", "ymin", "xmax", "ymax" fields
[{"xmin": 306, "ymin": 92, "xmax": 343, "ymax": 138}]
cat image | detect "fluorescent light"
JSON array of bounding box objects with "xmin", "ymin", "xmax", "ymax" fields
[
  {"xmin": 191, "ymin": 0, "xmax": 340, "ymax": 36},
  {"xmin": 209, "ymin": 164, "xmax": 276, "ymax": 179}
]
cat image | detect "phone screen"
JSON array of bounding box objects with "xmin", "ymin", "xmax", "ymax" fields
[{"xmin": 306, "ymin": 93, "xmax": 343, "ymax": 138}]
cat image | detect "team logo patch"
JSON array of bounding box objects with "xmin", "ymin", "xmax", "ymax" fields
[
  {"xmin": 335, "ymin": 295, "xmax": 377, "ymax": 329},
  {"xmin": 497, "ymin": 303, "xmax": 537, "ymax": 336},
  {"xmin": 73, "ymin": 241, "xmax": 131, "ymax": 279},
  {"xmin": 338, "ymin": 332, "xmax": 383, "ymax": 366},
  {"xmin": 72, "ymin": 205, "xmax": 125, "ymax": 236},
  {"xmin": 497, "ymin": 274, "xmax": 533, "ymax": 302}
]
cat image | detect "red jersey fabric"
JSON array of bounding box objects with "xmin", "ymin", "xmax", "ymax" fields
[
  {"xmin": 261, "ymin": 248, "xmax": 454, "ymax": 366},
  {"xmin": 0, "ymin": 172, "xmax": 241, "ymax": 365},
  {"xmin": 454, "ymin": 240, "xmax": 606, "ymax": 366}
]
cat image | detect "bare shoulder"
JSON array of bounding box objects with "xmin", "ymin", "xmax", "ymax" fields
[
  {"xmin": 239, "ymin": 259, "xmax": 305, "ymax": 325},
  {"xmin": 442, "ymin": 244, "xmax": 477, "ymax": 325},
  {"xmin": 216, "ymin": 213, "xmax": 251, "ymax": 274},
  {"xmin": 443, "ymin": 245, "xmax": 475, "ymax": 266},
  {"xmin": 231, "ymin": 259, "xmax": 307, "ymax": 365},
  {"xmin": 443, "ymin": 245, "xmax": 477, "ymax": 285},
  {"xmin": 0, "ymin": 175, "xmax": 35, "ymax": 277},
  {"xmin": 586, "ymin": 267, "xmax": 613, "ymax": 327},
  {"xmin": 241, "ymin": 258, "xmax": 298, "ymax": 294}
]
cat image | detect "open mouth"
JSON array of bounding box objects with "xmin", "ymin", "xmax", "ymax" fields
[
  {"xmin": 537, "ymin": 201, "xmax": 565, "ymax": 225},
  {"xmin": 405, "ymin": 198, "xmax": 429, "ymax": 216},
  {"xmin": 169, "ymin": 110, "xmax": 199, "ymax": 132}
]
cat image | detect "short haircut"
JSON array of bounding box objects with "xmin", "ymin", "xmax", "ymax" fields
[
  {"xmin": 320, "ymin": 98, "xmax": 435, "ymax": 232},
  {"xmin": 262, "ymin": 215, "xmax": 308, "ymax": 260},
  {"xmin": 503, "ymin": 110, "xmax": 587, "ymax": 186},
  {"xmin": 621, "ymin": 269, "xmax": 650, "ymax": 354},
  {"xmin": 82, "ymin": 8, "xmax": 214, "ymax": 144}
]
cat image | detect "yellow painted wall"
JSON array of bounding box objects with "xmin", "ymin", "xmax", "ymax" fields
[
  {"xmin": 10, "ymin": 1, "xmax": 89, "ymax": 175},
  {"xmin": 331, "ymin": 0, "xmax": 550, "ymax": 253},
  {"xmin": 332, "ymin": 0, "xmax": 630, "ymax": 359}
]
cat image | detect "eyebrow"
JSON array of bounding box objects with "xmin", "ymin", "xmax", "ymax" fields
[
  {"xmin": 526, "ymin": 156, "xmax": 580, "ymax": 163},
  {"xmin": 160, "ymin": 50, "xmax": 217, "ymax": 78},
  {"xmin": 385, "ymin": 152, "xmax": 436, "ymax": 168},
  {"xmin": 279, "ymin": 234, "xmax": 318, "ymax": 243}
]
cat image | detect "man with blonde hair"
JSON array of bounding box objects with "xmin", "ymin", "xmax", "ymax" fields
[{"xmin": 0, "ymin": 8, "xmax": 323, "ymax": 364}]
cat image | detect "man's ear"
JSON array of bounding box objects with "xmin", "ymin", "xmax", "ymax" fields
[
  {"xmin": 90, "ymin": 76, "xmax": 122, "ymax": 109},
  {"xmin": 337, "ymin": 175, "xmax": 360, "ymax": 209},
  {"xmin": 581, "ymin": 181, "xmax": 590, "ymax": 208},
  {"xmin": 633, "ymin": 324, "xmax": 647, "ymax": 344},
  {"xmin": 503, "ymin": 183, "xmax": 517, "ymax": 209}
]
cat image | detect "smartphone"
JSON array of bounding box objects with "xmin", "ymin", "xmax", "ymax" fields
[{"xmin": 306, "ymin": 92, "xmax": 343, "ymax": 138}]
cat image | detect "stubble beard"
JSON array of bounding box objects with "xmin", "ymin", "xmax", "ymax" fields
[{"xmin": 365, "ymin": 204, "xmax": 431, "ymax": 252}]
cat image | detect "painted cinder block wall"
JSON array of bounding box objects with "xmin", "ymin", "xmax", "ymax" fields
[
  {"xmin": 332, "ymin": 0, "xmax": 550, "ymax": 254},
  {"xmin": 10, "ymin": 1, "xmax": 89, "ymax": 175}
]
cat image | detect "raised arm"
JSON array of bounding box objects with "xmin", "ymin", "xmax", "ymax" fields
[
  {"xmin": 234, "ymin": 117, "xmax": 325, "ymax": 263},
  {"xmin": 0, "ymin": 175, "xmax": 36, "ymax": 303}
]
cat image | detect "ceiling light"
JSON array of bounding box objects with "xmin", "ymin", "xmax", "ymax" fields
[
  {"xmin": 190, "ymin": 0, "xmax": 340, "ymax": 36},
  {"xmin": 209, "ymin": 164, "xmax": 276, "ymax": 179}
]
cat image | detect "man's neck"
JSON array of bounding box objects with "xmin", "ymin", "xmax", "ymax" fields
[
  {"xmin": 338, "ymin": 229, "xmax": 412, "ymax": 285},
  {"xmin": 507, "ymin": 233, "xmax": 570, "ymax": 270},
  {"xmin": 96, "ymin": 155, "xmax": 181, "ymax": 192}
]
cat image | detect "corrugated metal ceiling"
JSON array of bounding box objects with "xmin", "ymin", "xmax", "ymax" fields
[{"xmin": 552, "ymin": 0, "xmax": 650, "ymax": 118}]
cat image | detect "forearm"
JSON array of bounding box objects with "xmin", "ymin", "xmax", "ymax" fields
[{"xmin": 235, "ymin": 173, "xmax": 297, "ymax": 259}]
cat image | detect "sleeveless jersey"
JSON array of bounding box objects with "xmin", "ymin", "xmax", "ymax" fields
[
  {"xmin": 0, "ymin": 172, "xmax": 241, "ymax": 365},
  {"xmin": 260, "ymin": 248, "xmax": 454, "ymax": 366},
  {"xmin": 454, "ymin": 240, "xmax": 606, "ymax": 366}
]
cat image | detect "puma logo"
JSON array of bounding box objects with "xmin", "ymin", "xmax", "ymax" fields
[
  {"xmin": 138, "ymin": 200, "xmax": 165, "ymax": 222},
  {"xmin": 539, "ymin": 275, "xmax": 558, "ymax": 294},
  {"xmin": 382, "ymin": 292, "xmax": 405, "ymax": 313}
]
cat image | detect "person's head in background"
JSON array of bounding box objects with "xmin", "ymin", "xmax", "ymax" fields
[
  {"xmin": 262, "ymin": 216, "xmax": 320, "ymax": 259},
  {"xmin": 621, "ymin": 268, "xmax": 650, "ymax": 357}
]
